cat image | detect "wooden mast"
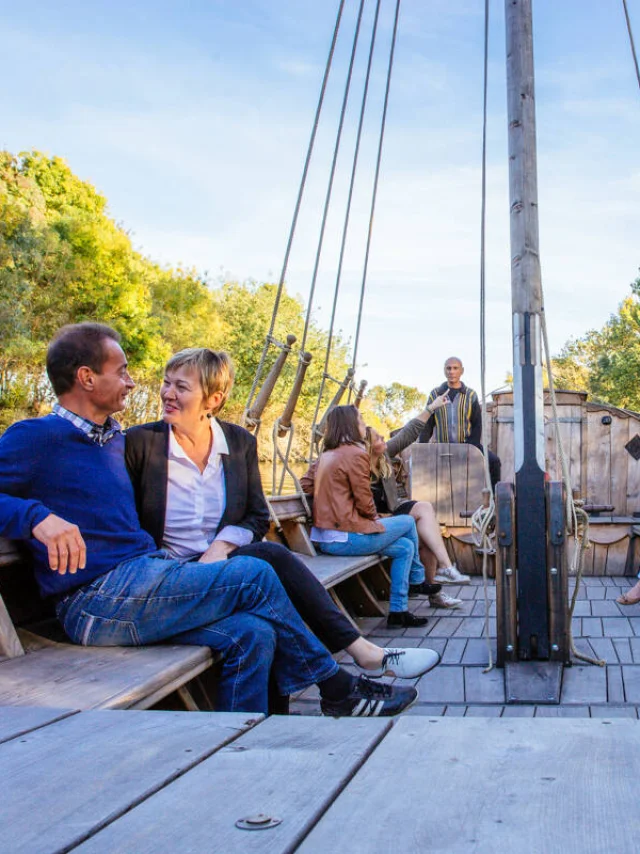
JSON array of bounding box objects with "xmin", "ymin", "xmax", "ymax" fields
[{"xmin": 504, "ymin": 0, "xmax": 550, "ymax": 661}]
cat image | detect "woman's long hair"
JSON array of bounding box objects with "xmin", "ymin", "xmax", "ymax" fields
[
  {"xmin": 365, "ymin": 426, "xmax": 392, "ymax": 480},
  {"xmin": 323, "ymin": 405, "xmax": 363, "ymax": 450}
]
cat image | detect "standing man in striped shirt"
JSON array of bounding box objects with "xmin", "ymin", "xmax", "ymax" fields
[{"xmin": 418, "ymin": 356, "xmax": 501, "ymax": 489}]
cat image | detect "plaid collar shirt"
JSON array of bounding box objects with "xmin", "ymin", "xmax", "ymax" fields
[{"xmin": 52, "ymin": 403, "xmax": 122, "ymax": 447}]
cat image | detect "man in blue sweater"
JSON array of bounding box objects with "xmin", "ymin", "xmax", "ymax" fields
[{"xmin": 0, "ymin": 322, "xmax": 418, "ymax": 717}]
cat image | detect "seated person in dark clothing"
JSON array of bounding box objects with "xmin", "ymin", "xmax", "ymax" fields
[{"xmin": 418, "ymin": 356, "xmax": 501, "ymax": 489}]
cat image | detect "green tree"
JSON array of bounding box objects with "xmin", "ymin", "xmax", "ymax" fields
[
  {"xmin": 211, "ymin": 280, "xmax": 353, "ymax": 456},
  {"xmin": 0, "ymin": 150, "xmax": 357, "ymax": 456},
  {"xmin": 553, "ymin": 273, "xmax": 640, "ymax": 410},
  {"xmin": 360, "ymin": 382, "xmax": 426, "ymax": 435}
]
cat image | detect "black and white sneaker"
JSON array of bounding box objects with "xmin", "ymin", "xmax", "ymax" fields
[{"xmin": 320, "ymin": 675, "xmax": 418, "ymax": 718}]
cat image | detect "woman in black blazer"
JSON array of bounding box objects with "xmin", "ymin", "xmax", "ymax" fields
[{"xmin": 125, "ymin": 347, "xmax": 438, "ymax": 681}]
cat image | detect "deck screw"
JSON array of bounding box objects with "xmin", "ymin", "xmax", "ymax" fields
[
  {"xmin": 235, "ymin": 814, "xmax": 282, "ymax": 831},
  {"xmin": 505, "ymin": 568, "xmax": 513, "ymax": 576},
  {"xmin": 506, "ymin": 644, "xmax": 514, "ymax": 652},
  {"xmin": 551, "ymin": 644, "xmax": 559, "ymax": 652},
  {"xmin": 550, "ymin": 567, "xmax": 558, "ymax": 575}
]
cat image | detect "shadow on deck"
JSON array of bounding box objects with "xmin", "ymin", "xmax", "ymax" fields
[{"xmin": 291, "ymin": 576, "xmax": 640, "ymax": 718}]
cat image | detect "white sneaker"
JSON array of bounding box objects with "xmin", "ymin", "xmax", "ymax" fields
[
  {"xmin": 360, "ymin": 647, "xmax": 440, "ymax": 679},
  {"xmin": 429, "ymin": 591, "xmax": 463, "ymax": 609},
  {"xmin": 434, "ymin": 565, "xmax": 470, "ymax": 585}
]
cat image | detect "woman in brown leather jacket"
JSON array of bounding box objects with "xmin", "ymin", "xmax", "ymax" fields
[
  {"xmin": 365, "ymin": 424, "xmax": 469, "ymax": 610},
  {"xmin": 303, "ymin": 405, "xmax": 440, "ymax": 628}
]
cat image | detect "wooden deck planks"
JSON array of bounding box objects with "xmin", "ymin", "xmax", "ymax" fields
[
  {"xmin": 0, "ymin": 709, "xmax": 259, "ymax": 854},
  {"xmin": 74, "ymin": 715, "xmax": 391, "ymax": 854},
  {"xmin": 298, "ymin": 717, "xmax": 640, "ymax": 854},
  {"xmin": 0, "ymin": 705, "xmax": 77, "ymax": 744}
]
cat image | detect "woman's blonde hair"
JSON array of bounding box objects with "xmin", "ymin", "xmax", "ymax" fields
[
  {"xmin": 365, "ymin": 426, "xmax": 392, "ymax": 480},
  {"xmin": 165, "ymin": 348, "xmax": 235, "ymax": 416}
]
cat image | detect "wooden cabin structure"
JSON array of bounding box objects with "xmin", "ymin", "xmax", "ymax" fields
[{"xmin": 406, "ymin": 389, "xmax": 640, "ymax": 580}]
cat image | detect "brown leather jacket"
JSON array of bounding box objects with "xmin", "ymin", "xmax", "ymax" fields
[{"xmin": 301, "ymin": 444, "xmax": 384, "ymax": 535}]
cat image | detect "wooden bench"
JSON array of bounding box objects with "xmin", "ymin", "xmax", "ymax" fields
[
  {"xmin": 0, "ymin": 539, "xmax": 214, "ymax": 710},
  {"xmin": 266, "ymin": 494, "xmax": 391, "ymax": 625}
]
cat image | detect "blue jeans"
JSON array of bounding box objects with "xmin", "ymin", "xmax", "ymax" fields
[
  {"xmin": 56, "ymin": 552, "xmax": 339, "ymax": 715},
  {"xmin": 317, "ymin": 515, "xmax": 425, "ymax": 611}
]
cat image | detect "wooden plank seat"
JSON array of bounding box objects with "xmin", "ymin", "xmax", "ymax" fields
[
  {"xmin": 0, "ymin": 537, "xmax": 214, "ymax": 711},
  {"xmin": 266, "ymin": 494, "xmax": 390, "ymax": 624},
  {"xmin": 267, "ymin": 492, "xmax": 318, "ymax": 557}
]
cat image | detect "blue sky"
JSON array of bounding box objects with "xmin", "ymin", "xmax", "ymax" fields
[{"xmin": 1, "ymin": 0, "xmax": 638, "ymax": 398}]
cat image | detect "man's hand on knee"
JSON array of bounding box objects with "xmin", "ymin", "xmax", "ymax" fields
[{"xmin": 32, "ymin": 514, "xmax": 87, "ymax": 575}]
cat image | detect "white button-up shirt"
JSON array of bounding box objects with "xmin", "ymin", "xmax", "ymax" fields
[{"xmin": 163, "ymin": 417, "xmax": 253, "ymax": 558}]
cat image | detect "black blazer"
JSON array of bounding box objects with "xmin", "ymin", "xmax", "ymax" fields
[{"xmin": 124, "ymin": 419, "xmax": 270, "ymax": 548}]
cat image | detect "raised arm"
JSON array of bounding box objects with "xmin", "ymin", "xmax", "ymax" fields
[{"xmin": 388, "ymin": 391, "xmax": 450, "ymax": 456}]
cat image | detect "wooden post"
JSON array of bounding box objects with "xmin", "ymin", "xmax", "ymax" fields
[
  {"xmin": 243, "ymin": 334, "xmax": 296, "ymax": 432},
  {"xmin": 353, "ymin": 379, "xmax": 368, "ymax": 409},
  {"xmin": 0, "ymin": 595, "xmax": 25, "ymax": 659},
  {"xmin": 278, "ymin": 351, "xmax": 312, "ymax": 436},
  {"xmin": 505, "ymin": 0, "xmax": 549, "ymax": 659}
]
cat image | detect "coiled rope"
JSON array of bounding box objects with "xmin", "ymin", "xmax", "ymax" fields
[{"xmin": 540, "ymin": 310, "xmax": 603, "ymax": 667}]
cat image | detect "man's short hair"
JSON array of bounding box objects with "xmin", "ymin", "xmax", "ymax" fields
[{"xmin": 46, "ymin": 323, "xmax": 121, "ymax": 396}]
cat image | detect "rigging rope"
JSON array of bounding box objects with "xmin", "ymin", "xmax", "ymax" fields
[
  {"xmin": 245, "ymin": 0, "xmax": 346, "ymax": 413},
  {"xmin": 474, "ymin": 0, "xmax": 496, "ymax": 674},
  {"xmin": 310, "ymin": 0, "xmax": 384, "ymax": 449},
  {"xmin": 299, "ymin": 0, "xmax": 367, "ymax": 357},
  {"xmin": 540, "ymin": 310, "xmax": 603, "ymax": 667},
  {"xmin": 349, "ymin": 0, "xmax": 402, "ymax": 391},
  {"xmin": 622, "ymin": 0, "xmax": 640, "ymax": 92}
]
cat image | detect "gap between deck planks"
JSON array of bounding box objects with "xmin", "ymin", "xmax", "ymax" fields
[
  {"xmin": 0, "ymin": 709, "xmax": 262, "ymax": 854},
  {"xmin": 74, "ymin": 715, "xmax": 391, "ymax": 854}
]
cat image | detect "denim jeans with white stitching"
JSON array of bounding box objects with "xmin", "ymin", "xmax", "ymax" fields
[
  {"xmin": 317, "ymin": 515, "xmax": 425, "ymax": 611},
  {"xmin": 56, "ymin": 551, "xmax": 339, "ymax": 714}
]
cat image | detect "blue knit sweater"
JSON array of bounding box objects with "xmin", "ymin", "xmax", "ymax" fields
[{"xmin": 0, "ymin": 415, "xmax": 156, "ymax": 597}]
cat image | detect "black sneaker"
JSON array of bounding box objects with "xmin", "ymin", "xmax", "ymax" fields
[
  {"xmin": 320, "ymin": 675, "xmax": 418, "ymax": 718},
  {"xmin": 387, "ymin": 610, "xmax": 429, "ymax": 628},
  {"xmin": 409, "ymin": 581, "xmax": 442, "ymax": 598}
]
